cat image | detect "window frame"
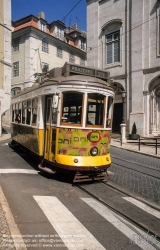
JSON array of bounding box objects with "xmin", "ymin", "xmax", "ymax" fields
[
  {"xmin": 69, "ymin": 51, "xmax": 75, "ymax": 63},
  {"xmin": 106, "ymin": 31, "xmax": 120, "ymax": 65},
  {"xmin": 42, "ymin": 62, "xmax": 49, "ymax": 73},
  {"xmin": 56, "ymin": 46, "xmax": 63, "ymax": 59},
  {"xmin": 12, "ymin": 38, "xmax": 19, "ymax": 53},
  {"xmin": 12, "ymin": 61, "xmax": 19, "ymax": 78},
  {"xmin": 42, "ymin": 39, "xmax": 49, "ymax": 53}
]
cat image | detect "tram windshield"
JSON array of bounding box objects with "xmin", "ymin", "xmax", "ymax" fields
[{"xmin": 61, "ymin": 91, "xmax": 113, "ymax": 128}]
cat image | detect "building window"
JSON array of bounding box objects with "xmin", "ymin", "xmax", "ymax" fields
[
  {"xmin": 56, "ymin": 26, "xmax": 64, "ymax": 40},
  {"xmin": 80, "ymin": 57, "xmax": 85, "ymax": 66},
  {"xmin": 42, "ymin": 62, "xmax": 49, "ymax": 73},
  {"xmin": 42, "ymin": 39, "xmax": 49, "ymax": 53},
  {"xmin": 12, "ymin": 38, "xmax": 19, "ymax": 52},
  {"xmin": 41, "ymin": 23, "xmax": 45, "ymax": 31},
  {"xmin": 13, "ymin": 61, "xmax": 19, "ymax": 77},
  {"xmin": 69, "ymin": 52, "xmax": 75, "ymax": 63},
  {"xmin": 80, "ymin": 40, "xmax": 86, "ymax": 50},
  {"xmin": 56, "ymin": 47, "xmax": 63, "ymax": 59},
  {"xmin": 106, "ymin": 31, "xmax": 120, "ymax": 64}
]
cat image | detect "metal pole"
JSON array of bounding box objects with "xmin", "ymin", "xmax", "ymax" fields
[
  {"xmin": 122, "ymin": 99, "xmax": 125, "ymax": 124},
  {"xmin": 138, "ymin": 136, "xmax": 140, "ymax": 151},
  {"xmin": 155, "ymin": 138, "xmax": 157, "ymax": 155}
]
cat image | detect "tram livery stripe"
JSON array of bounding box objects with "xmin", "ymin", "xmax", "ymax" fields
[
  {"xmin": 0, "ymin": 169, "xmax": 39, "ymax": 174},
  {"xmin": 81, "ymin": 198, "xmax": 159, "ymax": 250},
  {"xmin": 123, "ymin": 197, "xmax": 160, "ymax": 219},
  {"xmin": 33, "ymin": 196, "xmax": 106, "ymax": 250}
]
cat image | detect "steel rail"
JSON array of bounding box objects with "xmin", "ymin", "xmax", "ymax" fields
[{"xmin": 76, "ymin": 183, "xmax": 160, "ymax": 249}]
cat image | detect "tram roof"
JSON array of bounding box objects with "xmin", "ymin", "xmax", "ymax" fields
[{"xmin": 12, "ymin": 74, "xmax": 114, "ymax": 98}]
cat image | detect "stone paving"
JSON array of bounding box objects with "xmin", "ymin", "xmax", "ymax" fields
[
  {"xmin": 110, "ymin": 138, "xmax": 160, "ymax": 206},
  {"xmin": 0, "ymin": 205, "xmax": 15, "ymax": 250}
]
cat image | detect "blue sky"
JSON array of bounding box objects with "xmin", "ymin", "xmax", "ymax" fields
[{"xmin": 11, "ymin": 0, "xmax": 86, "ymax": 31}]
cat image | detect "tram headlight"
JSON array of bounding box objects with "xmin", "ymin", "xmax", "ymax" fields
[{"xmin": 90, "ymin": 147, "xmax": 98, "ymax": 156}]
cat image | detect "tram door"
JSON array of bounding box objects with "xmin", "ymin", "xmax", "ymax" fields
[{"xmin": 44, "ymin": 96, "xmax": 55, "ymax": 162}]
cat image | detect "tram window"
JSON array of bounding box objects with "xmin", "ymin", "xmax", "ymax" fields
[
  {"xmin": 52, "ymin": 108, "xmax": 57, "ymax": 124},
  {"xmin": 18, "ymin": 102, "xmax": 22, "ymax": 123},
  {"xmin": 46, "ymin": 98, "xmax": 51, "ymax": 123},
  {"xmin": 22, "ymin": 101, "xmax": 27, "ymax": 124},
  {"xmin": 106, "ymin": 96, "xmax": 113, "ymax": 128},
  {"xmin": 32, "ymin": 98, "xmax": 38, "ymax": 126},
  {"xmin": 86, "ymin": 93, "xmax": 105, "ymax": 126},
  {"xmin": 12, "ymin": 104, "xmax": 15, "ymax": 122},
  {"xmin": 14, "ymin": 103, "xmax": 19, "ymax": 123},
  {"xmin": 26, "ymin": 100, "xmax": 31, "ymax": 125},
  {"xmin": 61, "ymin": 92, "xmax": 83, "ymax": 124}
]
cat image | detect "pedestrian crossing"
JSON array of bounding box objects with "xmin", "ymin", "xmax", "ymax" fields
[
  {"xmin": 0, "ymin": 169, "xmax": 39, "ymax": 174},
  {"xmin": 123, "ymin": 197, "xmax": 160, "ymax": 219},
  {"xmin": 33, "ymin": 196, "xmax": 160, "ymax": 250},
  {"xmin": 34, "ymin": 196, "xmax": 106, "ymax": 250}
]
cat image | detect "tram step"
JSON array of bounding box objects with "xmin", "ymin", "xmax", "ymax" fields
[
  {"xmin": 73, "ymin": 171, "xmax": 107, "ymax": 183},
  {"xmin": 38, "ymin": 163, "xmax": 56, "ymax": 175}
]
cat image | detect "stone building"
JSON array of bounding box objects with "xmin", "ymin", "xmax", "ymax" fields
[
  {"xmin": 0, "ymin": 0, "xmax": 11, "ymax": 134},
  {"xmin": 11, "ymin": 12, "xmax": 87, "ymax": 94},
  {"xmin": 86, "ymin": 0, "xmax": 160, "ymax": 137}
]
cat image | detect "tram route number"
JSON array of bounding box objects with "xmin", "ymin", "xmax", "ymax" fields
[{"xmin": 96, "ymin": 70, "xmax": 108, "ymax": 79}]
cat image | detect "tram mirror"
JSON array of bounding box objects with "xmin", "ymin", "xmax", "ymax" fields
[{"xmin": 52, "ymin": 95, "xmax": 59, "ymax": 108}]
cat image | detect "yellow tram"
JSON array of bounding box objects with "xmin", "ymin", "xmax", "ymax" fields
[{"xmin": 10, "ymin": 63, "xmax": 115, "ymax": 182}]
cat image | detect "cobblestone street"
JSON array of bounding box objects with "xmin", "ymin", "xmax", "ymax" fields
[{"xmin": 109, "ymin": 146, "xmax": 160, "ymax": 205}]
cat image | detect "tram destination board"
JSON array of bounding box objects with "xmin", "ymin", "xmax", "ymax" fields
[{"xmin": 63, "ymin": 62, "xmax": 110, "ymax": 81}]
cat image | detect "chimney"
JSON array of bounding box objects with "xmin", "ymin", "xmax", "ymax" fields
[{"xmin": 37, "ymin": 12, "xmax": 45, "ymax": 20}]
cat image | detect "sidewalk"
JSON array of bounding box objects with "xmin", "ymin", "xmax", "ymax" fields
[
  {"xmin": 0, "ymin": 133, "xmax": 11, "ymax": 142},
  {"xmin": 111, "ymin": 136, "xmax": 160, "ymax": 158}
]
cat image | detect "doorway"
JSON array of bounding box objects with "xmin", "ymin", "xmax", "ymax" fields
[{"xmin": 112, "ymin": 103, "xmax": 123, "ymax": 133}]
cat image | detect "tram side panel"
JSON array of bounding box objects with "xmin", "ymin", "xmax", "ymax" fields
[{"xmin": 10, "ymin": 96, "xmax": 45, "ymax": 156}]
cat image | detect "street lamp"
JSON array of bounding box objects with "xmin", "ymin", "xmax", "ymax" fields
[{"xmin": 121, "ymin": 90, "xmax": 126, "ymax": 124}]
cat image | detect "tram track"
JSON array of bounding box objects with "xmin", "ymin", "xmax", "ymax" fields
[
  {"xmin": 111, "ymin": 155, "xmax": 160, "ymax": 179},
  {"xmin": 76, "ymin": 182, "xmax": 160, "ymax": 249}
]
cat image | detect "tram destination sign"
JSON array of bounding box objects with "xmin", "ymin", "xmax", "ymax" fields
[
  {"xmin": 63, "ymin": 63, "xmax": 110, "ymax": 81},
  {"xmin": 70, "ymin": 65, "xmax": 95, "ymax": 77}
]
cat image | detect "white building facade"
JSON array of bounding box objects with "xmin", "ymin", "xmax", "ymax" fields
[
  {"xmin": 86, "ymin": 0, "xmax": 160, "ymax": 136},
  {"xmin": 0, "ymin": 0, "xmax": 11, "ymax": 134}
]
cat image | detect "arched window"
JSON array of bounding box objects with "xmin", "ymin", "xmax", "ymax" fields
[{"xmin": 102, "ymin": 19, "xmax": 122, "ymax": 67}]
